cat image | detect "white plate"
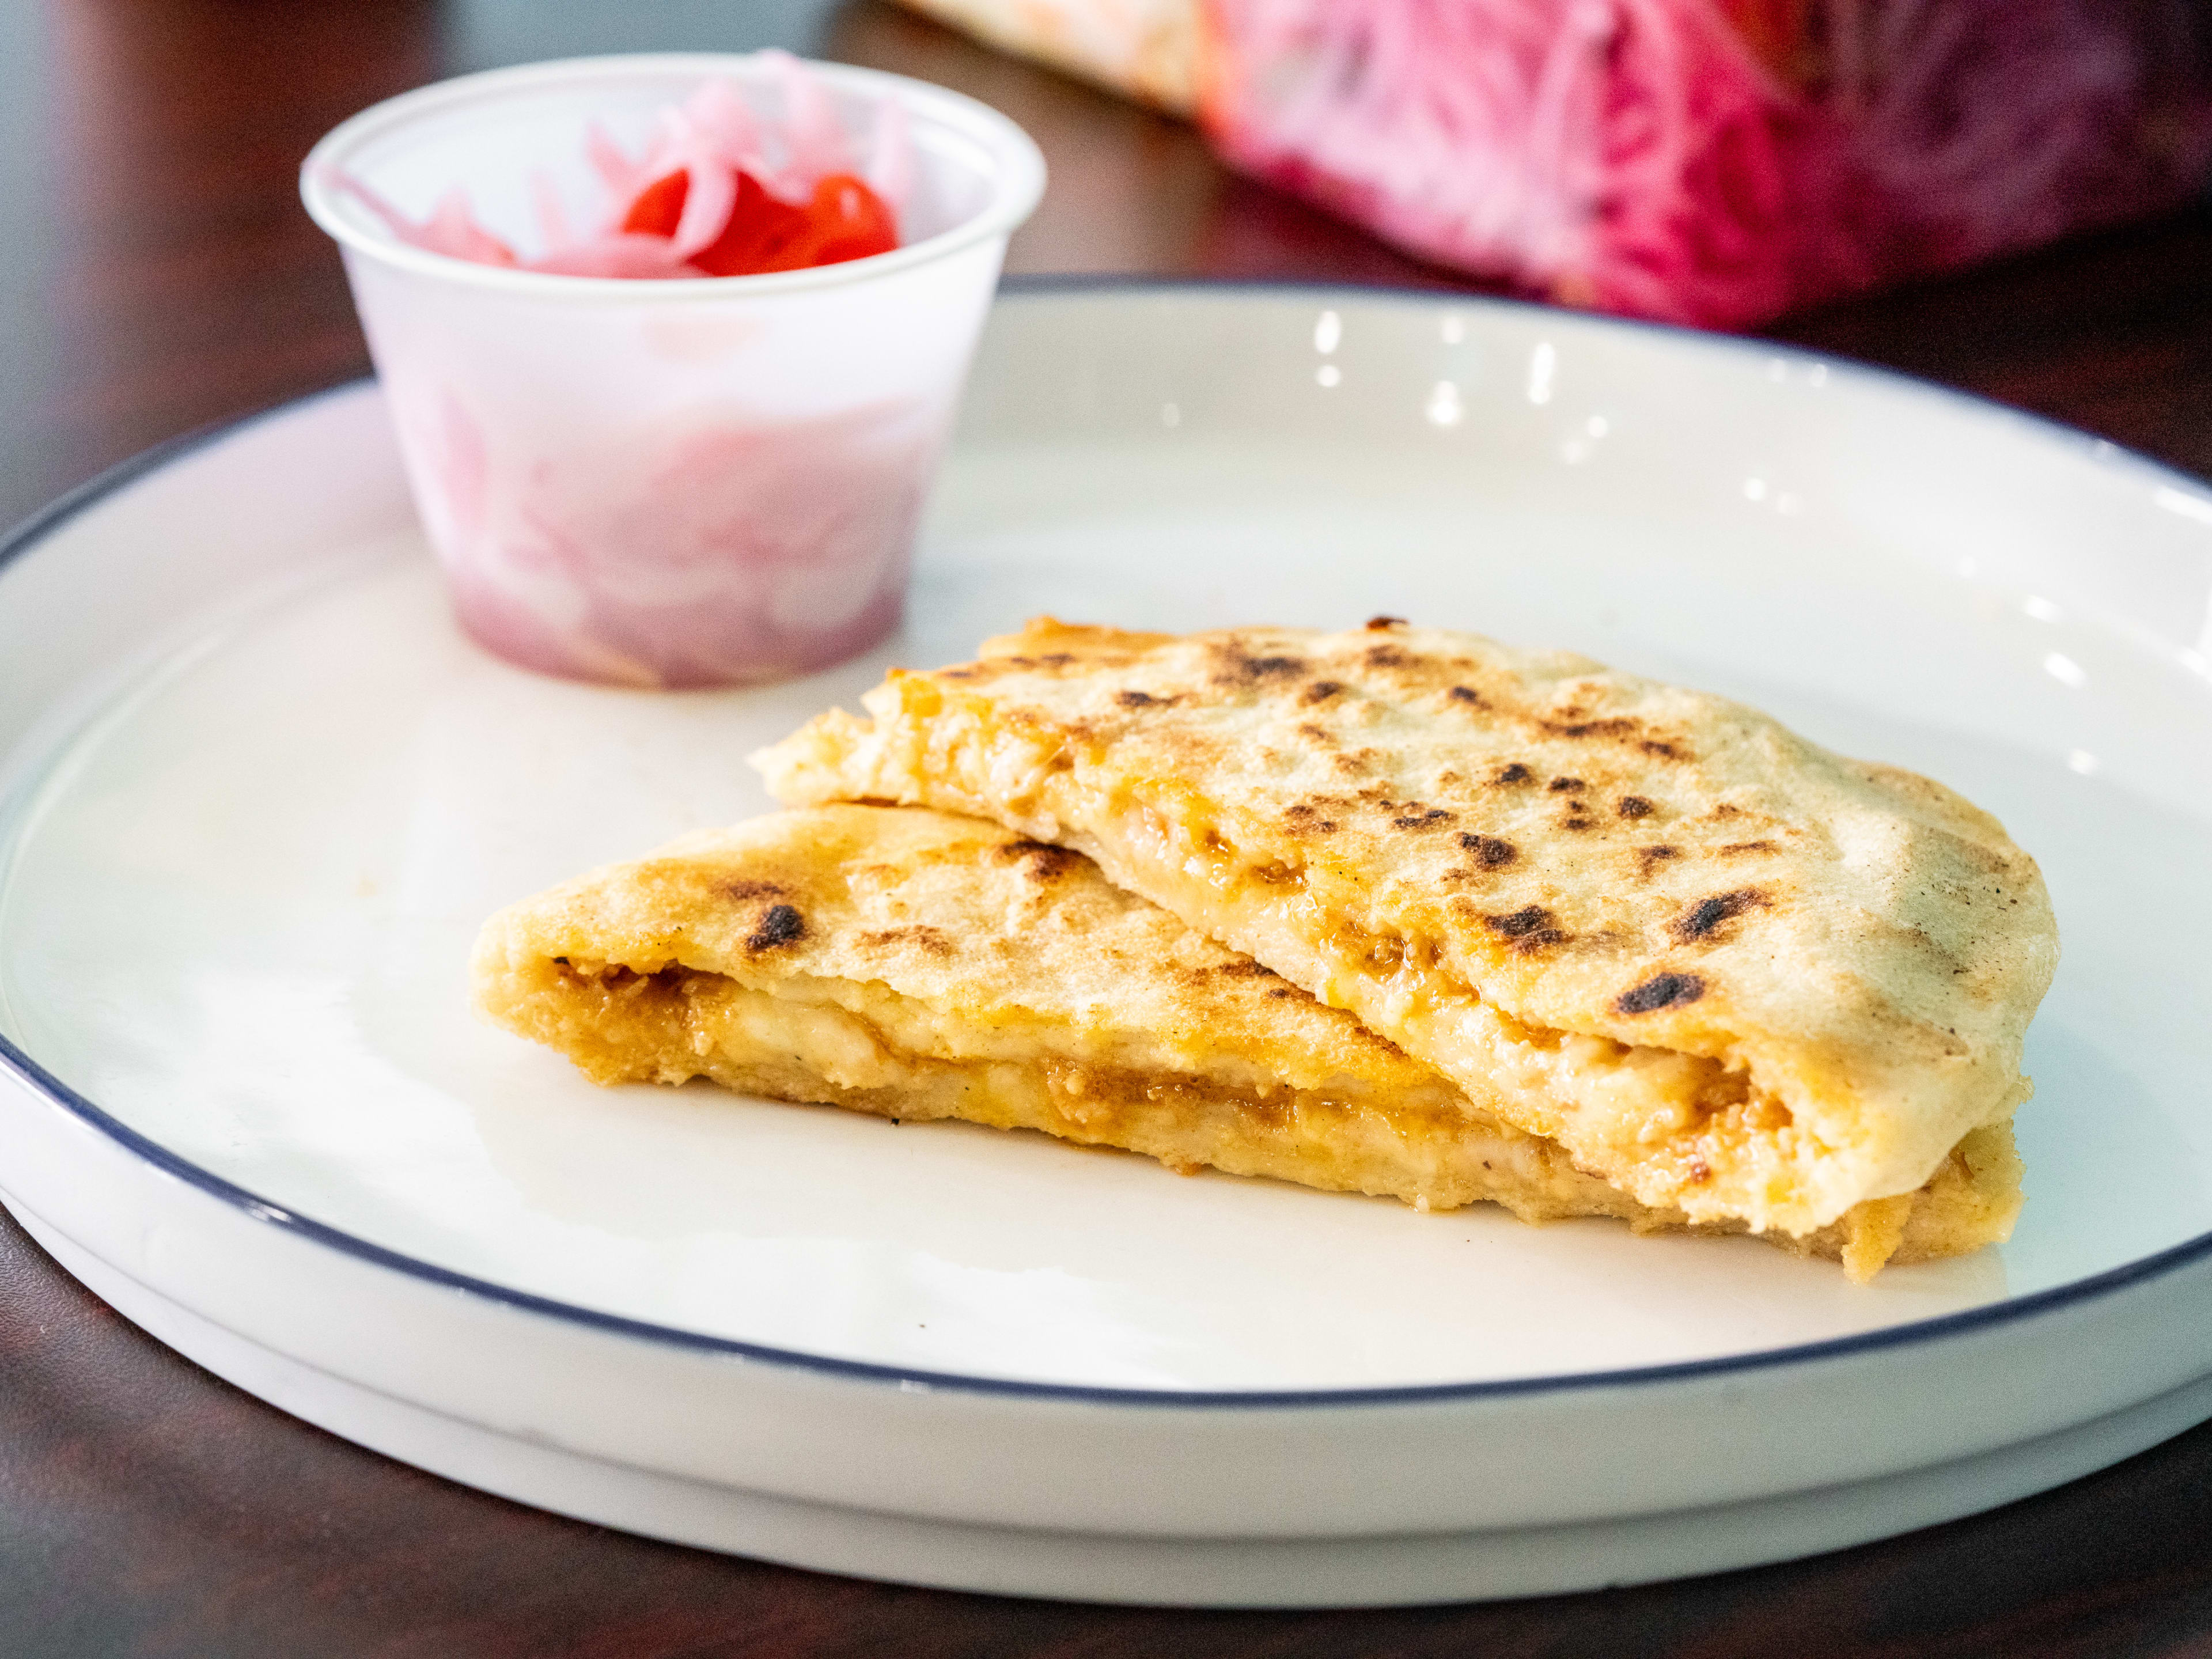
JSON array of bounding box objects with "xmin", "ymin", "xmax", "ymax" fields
[{"xmin": 3, "ymin": 283, "xmax": 2211, "ymax": 1605}]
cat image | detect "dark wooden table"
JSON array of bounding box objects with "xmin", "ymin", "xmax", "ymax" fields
[{"xmin": 6, "ymin": 3, "xmax": 2212, "ymax": 1654}]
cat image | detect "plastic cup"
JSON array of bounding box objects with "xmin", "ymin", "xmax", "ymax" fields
[{"xmin": 301, "ymin": 54, "xmax": 1044, "ymax": 688}]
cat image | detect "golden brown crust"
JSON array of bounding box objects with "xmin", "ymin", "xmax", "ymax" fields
[
  {"xmin": 474, "ymin": 804, "xmax": 2023, "ymax": 1277},
  {"xmin": 753, "ymin": 619, "xmax": 2058, "ymax": 1237}
]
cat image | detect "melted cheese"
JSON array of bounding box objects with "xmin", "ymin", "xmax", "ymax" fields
[{"xmin": 493, "ymin": 953, "xmax": 2021, "ymax": 1278}]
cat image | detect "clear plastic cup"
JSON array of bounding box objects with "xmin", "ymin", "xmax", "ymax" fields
[{"xmin": 301, "ymin": 54, "xmax": 1044, "ymax": 688}]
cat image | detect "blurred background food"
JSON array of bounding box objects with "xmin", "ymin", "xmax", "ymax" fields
[{"xmin": 895, "ymin": 0, "xmax": 2212, "ymax": 328}]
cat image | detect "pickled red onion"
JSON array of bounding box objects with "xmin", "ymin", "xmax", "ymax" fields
[{"xmin": 333, "ymin": 55, "xmax": 906, "ymax": 279}]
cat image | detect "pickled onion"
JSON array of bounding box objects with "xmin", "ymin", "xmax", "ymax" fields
[{"xmin": 335, "ymin": 57, "xmax": 905, "ymax": 280}]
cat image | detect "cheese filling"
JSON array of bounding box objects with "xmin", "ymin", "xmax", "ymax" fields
[
  {"xmin": 486, "ymin": 950, "xmax": 2021, "ymax": 1278},
  {"xmin": 510, "ymin": 954, "xmax": 1656, "ymax": 1225}
]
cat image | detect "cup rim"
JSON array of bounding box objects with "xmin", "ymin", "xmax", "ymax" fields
[{"xmin": 300, "ymin": 51, "xmax": 1047, "ymax": 302}]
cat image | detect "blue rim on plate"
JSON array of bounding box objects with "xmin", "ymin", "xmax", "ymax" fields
[{"xmin": 1, "ymin": 278, "xmax": 2207, "ymax": 1410}]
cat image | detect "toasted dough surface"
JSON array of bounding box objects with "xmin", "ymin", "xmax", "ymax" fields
[
  {"xmin": 753, "ymin": 620, "xmax": 2058, "ymax": 1237},
  {"xmin": 474, "ymin": 804, "xmax": 2022, "ymax": 1277}
]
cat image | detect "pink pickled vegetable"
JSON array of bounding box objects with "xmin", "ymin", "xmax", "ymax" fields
[
  {"xmin": 421, "ymin": 395, "xmax": 937, "ymax": 688},
  {"xmin": 323, "ymin": 56, "xmax": 982, "ymax": 690},
  {"xmin": 337, "ymin": 57, "xmax": 904, "ymax": 281}
]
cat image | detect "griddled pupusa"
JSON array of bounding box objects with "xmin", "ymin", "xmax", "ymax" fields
[
  {"xmin": 754, "ymin": 618, "xmax": 2058, "ymax": 1249},
  {"xmin": 473, "ymin": 804, "xmax": 2024, "ymax": 1277}
]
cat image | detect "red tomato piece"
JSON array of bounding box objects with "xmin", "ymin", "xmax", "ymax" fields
[
  {"xmin": 689, "ymin": 171, "xmax": 814, "ymax": 276},
  {"xmin": 819, "ymin": 175, "xmax": 899, "ymax": 263},
  {"xmin": 620, "ymin": 171, "xmax": 690, "ymax": 238},
  {"xmin": 620, "ymin": 166, "xmax": 899, "ymax": 276},
  {"xmin": 756, "ymin": 174, "xmax": 899, "ymax": 272}
]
